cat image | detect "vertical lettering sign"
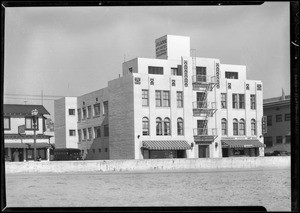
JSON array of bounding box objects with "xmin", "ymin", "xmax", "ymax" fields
[
  {"xmin": 155, "ymin": 39, "xmax": 167, "ymax": 58},
  {"xmin": 184, "ymin": 60, "xmax": 188, "ymax": 87},
  {"xmin": 262, "ymin": 116, "xmax": 267, "ymax": 134},
  {"xmin": 216, "ymin": 63, "xmax": 220, "ymax": 88}
]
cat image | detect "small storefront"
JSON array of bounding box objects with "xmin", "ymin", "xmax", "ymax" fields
[
  {"xmin": 142, "ymin": 140, "xmax": 191, "ymax": 159},
  {"xmin": 221, "ymin": 139, "xmax": 265, "ymax": 157}
]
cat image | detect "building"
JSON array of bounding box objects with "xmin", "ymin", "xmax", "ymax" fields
[
  {"xmin": 263, "ymin": 91, "xmax": 290, "ymax": 155},
  {"xmin": 55, "ymin": 35, "xmax": 265, "ymax": 160},
  {"xmin": 3, "ymin": 104, "xmax": 54, "ymax": 161}
]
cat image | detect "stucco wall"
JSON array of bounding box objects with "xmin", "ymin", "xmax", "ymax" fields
[{"xmin": 5, "ymin": 156, "xmax": 290, "ymax": 174}]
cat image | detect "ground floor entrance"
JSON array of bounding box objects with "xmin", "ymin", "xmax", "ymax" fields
[
  {"xmin": 5, "ymin": 148, "xmax": 50, "ymax": 162},
  {"xmin": 198, "ymin": 145, "xmax": 210, "ymax": 158}
]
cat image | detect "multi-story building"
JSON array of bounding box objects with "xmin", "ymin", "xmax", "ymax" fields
[
  {"xmin": 55, "ymin": 35, "xmax": 265, "ymax": 160},
  {"xmin": 3, "ymin": 104, "xmax": 54, "ymax": 161},
  {"xmin": 263, "ymin": 92, "xmax": 290, "ymax": 155}
]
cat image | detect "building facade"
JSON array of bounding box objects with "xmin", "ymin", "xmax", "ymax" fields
[
  {"xmin": 3, "ymin": 104, "xmax": 54, "ymax": 161},
  {"xmin": 55, "ymin": 35, "xmax": 265, "ymax": 160},
  {"xmin": 263, "ymin": 92, "xmax": 290, "ymax": 155}
]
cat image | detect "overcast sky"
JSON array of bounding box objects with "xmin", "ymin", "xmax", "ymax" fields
[{"xmin": 4, "ymin": 2, "xmax": 290, "ymax": 120}]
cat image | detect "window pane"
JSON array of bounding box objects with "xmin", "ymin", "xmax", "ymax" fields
[
  {"xmin": 177, "ymin": 92, "xmax": 183, "ymax": 107},
  {"xmin": 155, "ymin": 91, "xmax": 162, "ymax": 107},
  {"xmin": 163, "ymin": 91, "xmax": 170, "ymax": 107},
  {"xmin": 250, "ymin": 95, "xmax": 256, "ymax": 109},
  {"xmin": 4, "ymin": 117, "xmax": 10, "ymax": 129},
  {"xmin": 94, "ymin": 103, "xmax": 100, "ymax": 116},
  {"xmin": 142, "ymin": 90, "xmax": 149, "ymax": 106},
  {"xmin": 221, "ymin": 93, "xmax": 227, "ymax": 109},
  {"xmin": 239, "ymin": 94, "xmax": 245, "ymax": 109}
]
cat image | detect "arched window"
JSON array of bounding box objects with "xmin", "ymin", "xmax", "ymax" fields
[
  {"xmin": 221, "ymin": 118, "xmax": 227, "ymax": 135},
  {"xmin": 177, "ymin": 118, "xmax": 184, "ymax": 135},
  {"xmin": 251, "ymin": 119, "xmax": 256, "ymax": 135},
  {"xmin": 164, "ymin": 118, "xmax": 171, "ymax": 135},
  {"xmin": 233, "ymin": 119, "xmax": 238, "ymax": 135},
  {"xmin": 239, "ymin": 119, "xmax": 245, "ymax": 135},
  {"xmin": 156, "ymin": 117, "xmax": 162, "ymax": 135},
  {"xmin": 142, "ymin": 117, "xmax": 149, "ymax": 136}
]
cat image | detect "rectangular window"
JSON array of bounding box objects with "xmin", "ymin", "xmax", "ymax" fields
[
  {"xmin": 155, "ymin": 90, "xmax": 162, "ymax": 107},
  {"xmin": 142, "ymin": 90, "xmax": 149, "ymax": 106},
  {"xmin": 104, "ymin": 125, "xmax": 109, "ymax": 137},
  {"xmin": 25, "ymin": 117, "xmax": 39, "ymax": 130},
  {"xmin": 171, "ymin": 67, "xmax": 182, "ymax": 76},
  {"xmin": 88, "ymin": 127, "xmax": 92, "ymax": 140},
  {"xmin": 103, "ymin": 101, "xmax": 108, "ymax": 115},
  {"xmin": 264, "ymin": 136, "xmax": 273, "ymax": 147},
  {"xmin": 83, "ymin": 129, "xmax": 87, "ymax": 140},
  {"xmin": 250, "ymin": 95, "xmax": 256, "ymax": 110},
  {"xmin": 4, "ymin": 117, "xmax": 10, "ymax": 130},
  {"xmin": 94, "ymin": 103, "xmax": 100, "ymax": 116},
  {"xmin": 267, "ymin": 115, "xmax": 272, "ymax": 126},
  {"xmin": 69, "ymin": 130, "xmax": 76, "ymax": 136},
  {"xmin": 148, "ymin": 66, "xmax": 163, "ymax": 75},
  {"xmin": 163, "ymin": 91, "xmax": 170, "ymax": 107},
  {"xmin": 177, "ymin": 91, "xmax": 183, "ymax": 108},
  {"xmin": 87, "ymin": 106, "xmax": 92, "ymax": 119},
  {"xmin": 233, "ymin": 122, "xmax": 238, "ymax": 135},
  {"xmin": 77, "ymin": 109, "xmax": 81, "ymax": 122},
  {"xmin": 82, "ymin": 107, "xmax": 87, "ymax": 119},
  {"xmin": 232, "ymin": 94, "xmax": 238, "ymax": 109},
  {"xmin": 78, "ymin": 130, "xmax": 82, "ymax": 142},
  {"xmin": 225, "ymin": 72, "xmax": 238, "ymax": 79},
  {"xmin": 94, "ymin": 126, "xmax": 101, "ymax": 138},
  {"xmin": 69, "ymin": 109, "xmax": 75, "ymax": 115},
  {"xmin": 239, "ymin": 94, "xmax": 245, "ymax": 109},
  {"xmin": 276, "ymin": 114, "xmax": 282, "ymax": 122},
  {"xmin": 276, "ymin": 136, "xmax": 283, "ymax": 144},
  {"xmin": 196, "ymin": 67, "xmax": 207, "ymax": 82},
  {"xmin": 221, "ymin": 93, "xmax": 227, "ymax": 109},
  {"xmin": 142, "ymin": 119, "xmax": 149, "ymax": 136},
  {"xmin": 285, "ymin": 113, "xmax": 290, "ymax": 121}
]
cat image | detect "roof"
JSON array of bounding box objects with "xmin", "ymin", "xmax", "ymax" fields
[
  {"xmin": 221, "ymin": 139, "xmax": 266, "ymax": 148},
  {"xmin": 3, "ymin": 104, "xmax": 50, "ymax": 116},
  {"xmin": 142, "ymin": 140, "xmax": 191, "ymax": 150}
]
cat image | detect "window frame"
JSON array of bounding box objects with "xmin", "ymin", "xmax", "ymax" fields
[
  {"xmin": 93, "ymin": 103, "xmax": 101, "ymax": 117},
  {"xmin": 177, "ymin": 91, "xmax": 183, "ymax": 108},
  {"xmin": 104, "ymin": 124, "xmax": 109, "ymax": 137},
  {"xmin": 142, "ymin": 90, "xmax": 149, "ymax": 107},
  {"xmin": 221, "ymin": 118, "xmax": 227, "ymax": 135},
  {"xmin": 239, "ymin": 119, "xmax": 246, "ymax": 135},
  {"xmin": 142, "ymin": 117, "xmax": 150, "ymax": 136},
  {"xmin": 69, "ymin": 129, "xmax": 76, "ymax": 136},
  {"xmin": 162, "ymin": 91, "xmax": 170, "ymax": 107},
  {"xmin": 94, "ymin": 126, "xmax": 101, "ymax": 138},
  {"xmin": 148, "ymin": 66, "xmax": 164, "ymax": 75},
  {"xmin": 25, "ymin": 117, "xmax": 39, "ymax": 130},
  {"xmin": 156, "ymin": 117, "xmax": 162, "ymax": 136},
  {"xmin": 251, "ymin": 119, "xmax": 257, "ymax": 136},
  {"xmin": 164, "ymin": 117, "xmax": 171, "ymax": 135},
  {"xmin": 177, "ymin": 118, "xmax": 184, "ymax": 135},
  {"xmin": 69, "ymin": 109, "xmax": 75, "ymax": 115},
  {"xmin": 221, "ymin": 93, "xmax": 227, "ymax": 109},
  {"xmin": 233, "ymin": 119, "xmax": 238, "ymax": 135},
  {"xmin": 4, "ymin": 116, "xmax": 11, "ymax": 130},
  {"xmin": 250, "ymin": 94, "xmax": 256, "ymax": 110},
  {"xmin": 155, "ymin": 90, "xmax": 162, "ymax": 107}
]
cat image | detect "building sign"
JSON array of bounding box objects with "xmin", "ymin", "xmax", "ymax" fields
[
  {"xmin": 216, "ymin": 63, "xmax": 220, "ymax": 88},
  {"xmin": 155, "ymin": 39, "xmax": 167, "ymax": 57},
  {"xmin": 262, "ymin": 116, "xmax": 267, "ymax": 134},
  {"xmin": 183, "ymin": 60, "xmax": 188, "ymax": 87}
]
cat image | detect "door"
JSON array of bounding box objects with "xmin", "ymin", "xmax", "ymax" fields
[
  {"xmin": 199, "ymin": 145, "xmax": 209, "ymax": 158},
  {"xmin": 197, "ymin": 120, "xmax": 208, "ymax": 135},
  {"xmin": 197, "ymin": 92, "xmax": 206, "ymax": 108}
]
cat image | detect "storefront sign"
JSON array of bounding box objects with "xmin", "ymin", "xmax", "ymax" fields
[
  {"xmin": 183, "ymin": 60, "xmax": 188, "ymax": 87},
  {"xmin": 216, "ymin": 63, "xmax": 220, "ymax": 88},
  {"xmin": 156, "ymin": 39, "xmax": 167, "ymax": 57},
  {"xmin": 262, "ymin": 116, "xmax": 267, "ymax": 134}
]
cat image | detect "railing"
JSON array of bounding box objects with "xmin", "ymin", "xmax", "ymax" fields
[
  {"xmin": 193, "ymin": 101, "xmax": 217, "ymax": 109},
  {"xmin": 192, "ymin": 75, "xmax": 216, "ymax": 84},
  {"xmin": 193, "ymin": 128, "xmax": 217, "ymax": 136}
]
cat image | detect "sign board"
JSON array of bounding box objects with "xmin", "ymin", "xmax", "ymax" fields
[
  {"xmin": 18, "ymin": 125, "xmax": 25, "ymax": 134},
  {"xmin": 262, "ymin": 116, "xmax": 267, "ymax": 134},
  {"xmin": 183, "ymin": 60, "xmax": 188, "ymax": 87}
]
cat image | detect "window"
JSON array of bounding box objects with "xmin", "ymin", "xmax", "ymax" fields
[
  {"xmin": 104, "ymin": 125, "xmax": 109, "ymax": 137},
  {"xmin": 171, "ymin": 67, "xmax": 182, "ymax": 76},
  {"xmin": 69, "ymin": 109, "xmax": 75, "ymax": 115},
  {"xmin": 87, "ymin": 106, "xmax": 92, "ymax": 119},
  {"xmin": 267, "ymin": 116, "xmax": 272, "ymax": 126},
  {"xmin": 94, "ymin": 103, "xmax": 100, "ymax": 117},
  {"xmin": 148, "ymin": 66, "xmax": 163, "ymax": 75},
  {"xmin": 232, "ymin": 94, "xmax": 238, "ymax": 109},
  {"xmin": 164, "ymin": 118, "xmax": 171, "ymax": 135},
  {"xmin": 78, "ymin": 130, "xmax": 82, "ymax": 142},
  {"xmin": 103, "ymin": 101, "xmax": 108, "ymax": 115},
  {"xmin": 177, "ymin": 92, "xmax": 183, "ymax": 108},
  {"xmin": 251, "ymin": 119, "xmax": 256, "ymax": 135},
  {"xmin": 156, "ymin": 117, "xmax": 162, "ymax": 135},
  {"xmin": 155, "ymin": 91, "xmax": 162, "ymax": 107},
  {"xmin": 233, "ymin": 119, "xmax": 238, "ymax": 135},
  {"xmin": 142, "ymin": 117, "xmax": 149, "ymax": 136},
  {"xmin": 25, "ymin": 117, "xmax": 38, "ymax": 130},
  {"xmin": 83, "ymin": 129, "xmax": 87, "ymax": 140},
  {"xmin": 264, "ymin": 137, "xmax": 273, "ymax": 147},
  {"xmin": 250, "ymin": 95, "xmax": 256, "ymax": 110},
  {"xmin": 276, "ymin": 136, "xmax": 283, "ymax": 144},
  {"xmin": 69, "ymin": 130, "xmax": 76, "ymax": 136},
  {"xmin": 88, "ymin": 128, "xmax": 92, "ymax": 140},
  {"xmin": 221, "ymin": 93, "xmax": 227, "ymax": 109},
  {"xmin": 239, "ymin": 119, "xmax": 245, "ymax": 135},
  {"xmin": 142, "ymin": 90, "xmax": 149, "ymax": 106},
  {"xmin": 94, "ymin": 126, "xmax": 101, "ymax": 138},
  {"xmin": 276, "ymin": 114, "xmax": 282, "ymax": 122},
  {"xmin": 221, "ymin": 119, "xmax": 227, "ymax": 135},
  {"xmin": 225, "ymin": 72, "xmax": 238, "ymax": 79},
  {"xmin": 4, "ymin": 117, "xmax": 10, "ymax": 130},
  {"xmin": 285, "ymin": 135, "xmax": 290, "ymax": 144},
  {"xmin": 163, "ymin": 91, "xmax": 170, "ymax": 107},
  {"xmin": 196, "ymin": 67, "xmax": 207, "ymax": 82},
  {"xmin": 177, "ymin": 118, "xmax": 184, "ymax": 135},
  {"xmin": 285, "ymin": 113, "xmax": 290, "ymax": 121},
  {"xmin": 239, "ymin": 94, "xmax": 245, "ymax": 109},
  {"xmin": 77, "ymin": 109, "xmax": 81, "ymax": 122},
  {"xmin": 82, "ymin": 107, "xmax": 87, "ymax": 119}
]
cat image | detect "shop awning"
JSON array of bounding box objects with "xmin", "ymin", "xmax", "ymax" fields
[
  {"xmin": 24, "ymin": 143, "xmax": 52, "ymax": 149},
  {"xmin": 221, "ymin": 139, "xmax": 266, "ymax": 148},
  {"xmin": 4, "ymin": 143, "xmax": 52, "ymax": 149},
  {"xmin": 142, "ymin": 140, "xmax": 191, "ymax": 150}
]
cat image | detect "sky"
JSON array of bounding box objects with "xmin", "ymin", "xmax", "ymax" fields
[{"xmin": 4, "ymin": 2, "xmax": 290, "ymax": 121}]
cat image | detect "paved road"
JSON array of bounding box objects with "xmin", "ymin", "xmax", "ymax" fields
[{"xmin": 4, "ymin": 167, "xmax": 291, "ymax": 211}]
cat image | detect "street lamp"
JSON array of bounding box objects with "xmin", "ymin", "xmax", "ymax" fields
[{"xmin": 31, "ymin": 109, "xmax": 38, "ymax": 161}]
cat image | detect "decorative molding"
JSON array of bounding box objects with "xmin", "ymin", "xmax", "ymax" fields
[
  {"xmin": 172, "ymin": 80, "xmax": 176, "ymax": 87},
  {"xmin": 135, "ymin": 77, "xmax": 141, "ymax": 85},
  {"xmin": 150, "ymin": 78, "xmax": 154, "ymax": 85},
  {"xmin": 228, "ymin": 83, "xmax": 231, "ymax": 89}
]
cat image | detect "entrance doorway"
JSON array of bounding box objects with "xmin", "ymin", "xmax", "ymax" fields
[{"xmin": 198, "ymin": 145, "xmax": 209, "ymax": 158}]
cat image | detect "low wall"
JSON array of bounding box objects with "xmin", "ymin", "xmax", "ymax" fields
[{"xmin": 5, "ymin": 156, "xmax": 290, "ymax": 174}]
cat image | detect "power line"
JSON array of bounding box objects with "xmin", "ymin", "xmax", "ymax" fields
[
  {"xmin": 4, "ymin": 97, "xmax": 58, "ymax": 101},
  {"xmin": 4, "ymin": 93, "xmax": 64, "ymax": 98}
]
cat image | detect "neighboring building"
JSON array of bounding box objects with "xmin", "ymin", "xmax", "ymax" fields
[
  {"xmin": 55, "ymin": 35, "xmax": 265, "ymax": 160},
  {"xmin": 263, "ymin": 92, "xmax": 290, "ymax": 155},
  {"xmin": 3, "ymin": 104, "xmax": 54, "ymax": 161}
]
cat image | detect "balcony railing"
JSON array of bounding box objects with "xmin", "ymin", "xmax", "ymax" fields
[
  {"xmin": 193, "ymin": 128, "xmax": 218, "ymax": 143},
  {"xmin": 192, "ymin": 75, "xmax": 216, "ymax": 84},
  {"xmin": 193, "ymin": 101, "xmax": 217, "ymax": 109}
]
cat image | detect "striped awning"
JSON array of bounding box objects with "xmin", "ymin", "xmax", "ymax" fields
[
  {"xmin": 143, "ymin": 140, "xmax": 191, "ymax": 150},
  {"xmin": 222, "ymin": 139, "xmax": 266, "ymax": 148},
  {"xmin": 5, "ymin": 143, "xmax": 52, "ymax": 149}
]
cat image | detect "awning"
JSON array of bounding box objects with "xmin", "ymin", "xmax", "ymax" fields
[
  {"xmin": 222, "ymin": 139, "xmax": 266, "ymax": 148},
  {"xmin": 143, "ymin": 140, "xmax": 191, "ymax": 150},
  {"xmin": 4, "ymin": 143, "xmax": 52, "ymax": 149},
  {"xmin": 4, "ymin": 143, "xmax": 28, "ymax": 148}
]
